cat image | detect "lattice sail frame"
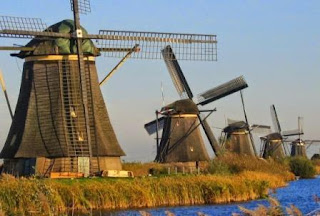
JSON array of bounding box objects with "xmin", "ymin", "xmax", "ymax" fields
[
  {"xmin": 0, "ymin": 16, "xmax": 48, "ymax": 38},
  {"xmin": 0, "ymin": 15, "xmax": 217, "ymax": 61},
  {"xmin": 98, "ymin": 30, "xmax": 217, "ymax": 61},
  {"xmin": 70, "ymin": 0, "xmax": 91, "ymax": 14},
  {"xmin": 197, "ymin": 76, "xmax": 248, "ymax": 106}
]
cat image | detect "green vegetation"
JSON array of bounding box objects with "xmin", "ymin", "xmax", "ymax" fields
[
  {"xmin": 0, "ymin": 172, "xmax": 282, "ymax": 215},
  {"xmin": 288, "ymin": 157, "xmax": 316, "ymax": 178},
  {"xmin": 0, "ymin": 154, "xmax": 318, "ymax": 215},
  {"xmin": 207, "ymin": 153, "xmax": 294, "ymax": 182}
]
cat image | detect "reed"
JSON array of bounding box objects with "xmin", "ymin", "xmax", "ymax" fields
[
  {"xmin": 208, "ymin": 153, "xmax": 295, "ymax": 182},
  {"xmin": 237, "ymin": 197, "xmax": 302, "ymax": 216},
  {"xmin": 0, "ymin": 171, "xmax": 286, "ymax": 215}
]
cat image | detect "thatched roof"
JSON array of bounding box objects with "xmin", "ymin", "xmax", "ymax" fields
[
  {"xmin": 161, "ymin": 99, "xmax": 199, "ymax": 115},
  {"xmin": 223, "ymin": 121, "xmax": 248, "ymax": 133},
  {"xmin": 265, "ymin": 132, "xmax": 282, "ymax": 140}
]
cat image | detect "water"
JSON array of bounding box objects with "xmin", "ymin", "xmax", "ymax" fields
[{"xmin": 101, "ymin": 176, "xmax": 320, "ymax": 216}]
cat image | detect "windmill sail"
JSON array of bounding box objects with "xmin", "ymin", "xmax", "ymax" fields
[
  {"xmin": 197, "ymin": 76, "xmax": 248, "ymax": 106},
  {"xmin": 70, "ymin": 0, "xmax": 91, "ymax": 14},
  {"xmin": 251, "ymin": 124, "xmax": 271, "ymax": 134},
  {"xmin": 270, "ymin": 105, "xmax": 281, "ymax": 133},
  {"xmin": 161, "ymin": 45, "xmax": 193, "ymax": 99},
  {"xmin": 144, "ymin": 117, "xmax": 165, "ymax": 135},
  {"xmin": 0, "ymin": 70, "xmax": 13, "ymax": 119},
  {"xmin": 98, "ymin": 30, "xmax": 217, "ymax": 61},
  {"xmin": 0, "ymin": 15, "xmax": 217, "ymax": 61}
]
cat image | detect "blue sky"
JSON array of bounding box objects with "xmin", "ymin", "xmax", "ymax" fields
[{"xmin": 0, "ymin": 1, "xmax": 319, "ymax": 161}]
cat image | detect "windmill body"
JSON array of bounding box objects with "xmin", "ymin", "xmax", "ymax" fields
[
  {"xmin": 1, "ymin": 20, "xmax": 125, "ymax": 176},
  {"xmin": 145, "ymin": 46, "xmax": 249, "ymax": 163},
  {"xmin": 261, "ymin": 133, "xmax": 285, "ymax": 159},
  {"xmin": 156, "ymin": 99, "xmax": 210, "ymax": 163},
  {"xmin": 222, "ymin": 121, "xmax": 255, "ymax": 156},
  {"xmin": 290, "ymin": 139, "xmax": 307, "ymax": 157},
  {"xmin": 260, "ymin": 105, "xmax": 291, "ymax": 159}
]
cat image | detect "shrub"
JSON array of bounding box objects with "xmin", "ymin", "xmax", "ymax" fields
[
  {"xmin": 289, "ymin": 157, "xmax": 316, "ymax": 178},
  {"xmin": 207, "ymin": 160, "xmax": 231, "ymax": 175}
]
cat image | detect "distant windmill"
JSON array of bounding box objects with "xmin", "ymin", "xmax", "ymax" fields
[
  {"xmin": 0, "ymin": 1, "xmax": 218, "ymax": 177},
  {"xmin": 283, "ymin": 117, "xmax": 320, "ymax": 157},
  {"xmin": 259, "ymin": 105, "xmax": 295, "ymax": 159},
  {"xmin": 144, "ymin": 45, "xmax": 248, "ymax": 163},
  {"xmin": 220, "ymin": 93, "xmax": 270, "ymax": 156}
]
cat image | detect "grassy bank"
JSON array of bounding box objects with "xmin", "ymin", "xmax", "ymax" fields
[
  {"xmin": 0, "ymin": 154, "xmax": 298, "ymax": 215},
  {"xmin": 0, "ymin": 171, "xmax": 289, "ymax": 215}
]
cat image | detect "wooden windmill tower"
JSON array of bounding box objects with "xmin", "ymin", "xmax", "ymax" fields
[
  {"xmin": 220, "ymin": 95, "xmax": 270, "ymax": 156},
  {"xmin": 283, "ymin": 117, "xmax": 320, "ymax": 157},
  {"xmin": 222, "ymin": 121, "xmax": 255, "ymax": 156},
  {"xmin": 259, "ymin": 105, "xmax": 294, "ymax": 159},
  {"xmin": 144, "ymin": 46, "xmax": 248, "ymax": 163},
  {"xmin": 0, "ymin": 1, "xmax": 218, "ymax": 177}
]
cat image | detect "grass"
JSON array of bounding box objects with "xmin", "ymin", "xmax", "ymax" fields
[
  {"xmin": 207, "ymin": 153, "xmax": 294, "ymax": 182},
  {"xmin": 0, "ymin": 154, "xmax": 313, "ymax": 215},
  {"xmin": 0, "ymin": 170, "xmax": 288, "ymax": 215}
]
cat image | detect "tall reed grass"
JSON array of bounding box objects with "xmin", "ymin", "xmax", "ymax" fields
[
  {"xmin": 208, "ymin": 153, "xmax": 294, "ymax": 182},
  {"xmin": 0, "ymin": 170, "xmax": 287, "ymax": 215}
]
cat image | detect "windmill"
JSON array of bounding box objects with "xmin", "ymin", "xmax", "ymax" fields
[
  {"xmin": 260, "ymin": 105, "xmax": 319, "ymax": 158},
  {"xmin": 259, "ymin": 105, "xmax": 291, "ymax": 159},
  {"xmin": 144, "ymin": 45, "xmax": 248, "ymax": 163},
  {"xmin": 220, "ymin": 120, "xmax": 270, "ymax": 156},
  {"xmin": 0, "ymin": 1, "xmax": 218, "ymax": 177},
  {"xmin": 283, "ymin": 117, "xmax": 320, "ymax": 157},
  {"xmin": 220, "ymin": 93, "xmax": 270, "ymax": 156}
]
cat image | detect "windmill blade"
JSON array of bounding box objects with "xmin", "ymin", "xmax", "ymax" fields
[
  {"xmin": 282, "ymin": 129, "xmax": 304, "ymax": 137},
  {"xmin": 197, "ymin": 111, "xmax": 221, "ymax": 155},
  {"xmin": 270, "ymin": 105, "xmax": 281, "ymax": 133},
  {"xmin": 162, "ymin": 45, "xmax": 193, "ymax": 99},
  {"xmin": 227, "ymin": 118, "xmax": 242, "ymax": 125},
  {"xmin": 240, "ymin": 90, "xmax": 257, "ymax": 156},
  {"xmin": 298, "ymin": 116, "xmax": 304, "ymax": 135},
  {"xmin": 97, "ymin": 30, "xmax": 217, "ymax": 61},
  {"xmin": 200, "ymin": 118, "xmax": 221, "ymax": 155},
  {"xmin": 144, "ymin": 117, "xmax": 165, "ymax": 135},
  {"xmin": 305, "ymin": 140, "xmax": 320, "ymax": 150},
  {"xmin": 0, "ymin": 16, "xmax": 50, "ymax": 38},
  {"xmin": 282, "ymin": 117, "xmax": 304, "ymax": 137},
  {"xmin": 70, "ymin": 0, "xmax": 91, "ymax": 14},
  {"xmin": 197, "ymin": 76, "xmax": 248, "ymax": 106},
  {"xmin": 0, "ymin": 70, "xmax": 13, "ymax": 119},
  {"xmin": 251, "ymin": 124, "xmax": 272, "ymax": 134},
  {"xmin": 305, "ymin": 140, "xmax": 320, "ymax": 144}
]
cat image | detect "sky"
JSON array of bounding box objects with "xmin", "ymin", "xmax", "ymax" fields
[{"xmin": 0, "ymin": 0, "xmax": 319, "ymax": 161}]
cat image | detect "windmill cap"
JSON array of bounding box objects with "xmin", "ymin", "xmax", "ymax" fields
[
  {"xmin": 265, "ymin": 132, "xmax": 282, "ymax": 140},
  {"xmin": 223, "ymin": 121, "xmax": 248, "ymax": 133},
  {"xmin": 17, "ymin": 19, "xmax": 100, "ymax": 58},
  {"xmin": 161, "ymin": 99, "xmax": 199, "ymax": 115}
]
